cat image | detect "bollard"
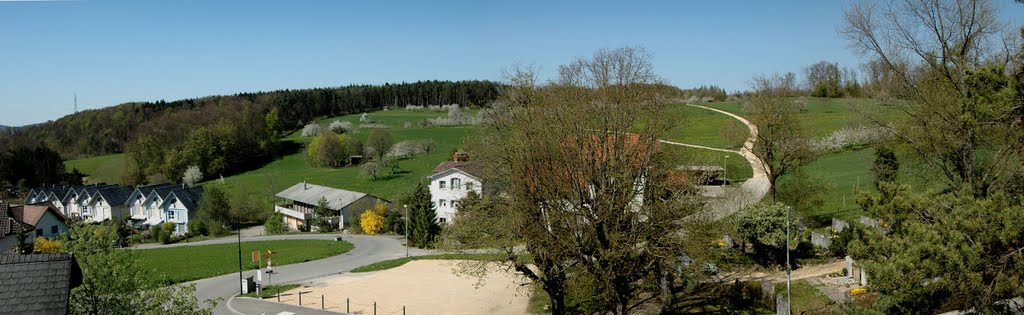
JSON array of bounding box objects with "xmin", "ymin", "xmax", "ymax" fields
[
  {"xmin": 346, "ymin": 298, "xmax": 350, "ymax": 313},
  {"xmin": 321, "ymin": 295, "xmax": 324, "ymax": 309},
  {"xmin": 403, "ymin": 306, "xmax": 406, "ymax": 315},
  {"xmin": 299, "ymin": 291, "xmax": 302, "ymax": 305},
  {"xmin": 277, "ymin": 289, "xmax": 280, "ymax": 302},
  {"xmin": 374, "ymin": 302, "xmax": 377, "ymax": 315}
]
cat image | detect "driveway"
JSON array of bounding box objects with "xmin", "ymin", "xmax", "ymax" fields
[{"xmin": 176, "ymin": 234, "xmax": 433, "ymax": 315}]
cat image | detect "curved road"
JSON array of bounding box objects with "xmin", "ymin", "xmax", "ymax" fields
[
  {"xmin": 176, "ymin": 103, "xmax": 765, "ymax": 314},
  {"xmin": 170, "ymin": 234, "xmax": 433, "ymax": 315},
  {"xmin": 672, "ymin": 104, "xmax": 770, "ymax": 221}
]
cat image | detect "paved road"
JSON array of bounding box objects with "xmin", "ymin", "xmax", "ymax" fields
[{"xmin": 181, "ymin": 234, "xmax": 433, "ymax": 315}]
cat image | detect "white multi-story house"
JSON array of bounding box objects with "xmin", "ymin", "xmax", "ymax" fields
[
  {"xmin": 428, "ymin": 154, "xmax": 484, "ymax": 224},
  {"xmin": 126, "ymin": 183, "xmax": 177, "ymax": 225},
  {"xmin": 85, "ymin": 186, "xmax": 134, "ymax": 223}
]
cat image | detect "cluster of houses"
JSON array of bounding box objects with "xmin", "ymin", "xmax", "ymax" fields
[
  {"xmin": 273, "ymin": 152, "xmax": 483, "ymax": 231},
  {"xmin": 21, "ymin": 183, "xmax": 203, "ymax": 234}
]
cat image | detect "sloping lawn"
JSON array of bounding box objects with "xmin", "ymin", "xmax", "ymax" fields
[
  {"xmin": 136, "ymin": 239, "xmax": 353, "ymax": 284},
  {"xmin": 702, "ymin": 98, "xmax": 898, "ymax": 138},
  {"xmin": 664, "ymin": 104, "xmax": 746, "ymax": 149},
  {"xmin": 216, "ymin": 109, "xmax": 472, "ymax": 204},
  {"xmin": 662, "ymin": 145, "xmax": 753, "ymax": 182},
  {"xmin": 65, "ymin": 153, "xmax": 127, "ymax": 184}
]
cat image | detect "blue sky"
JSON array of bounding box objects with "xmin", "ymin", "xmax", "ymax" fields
[{"xmin": 1, "ymin": 0, "xmax": 1022, "ymax": 126}]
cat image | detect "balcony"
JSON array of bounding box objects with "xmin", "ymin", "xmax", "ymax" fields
[{"xmin": 275, "ymin": 205, "xmax": 311, "ymax": 221}]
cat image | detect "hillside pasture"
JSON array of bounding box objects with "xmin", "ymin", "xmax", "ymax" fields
[{"xmin": 65, "ymin": 153, "xmax": 127, "ymax": 185}]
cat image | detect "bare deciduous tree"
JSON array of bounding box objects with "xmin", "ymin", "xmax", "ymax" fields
[
  {"xmin": 449, "ymin": 48, "xmax": 715, "ymax": 314},
  {"xmin": 746, "ymin": 74, "xmax": 815, "ymax": 203},
  {"xmin": 841, "ymin": 0, "xmax": 1024, "ymax": 196}
]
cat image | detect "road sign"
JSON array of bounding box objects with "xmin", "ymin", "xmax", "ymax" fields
[{"xmin": 252, "ymin": 250, "xmax": 259, "ymax": 263}]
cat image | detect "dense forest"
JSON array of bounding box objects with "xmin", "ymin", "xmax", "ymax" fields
[
  {"xmin": 0, "ymin": 80, "xmax": 502, "ymax": 159},
  {"xmin": 0, "ymin": 80, "xmax": 502, "ymax": 186}
]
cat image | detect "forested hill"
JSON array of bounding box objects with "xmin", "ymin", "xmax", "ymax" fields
[{"xmin": 0, "ymin": 80, "xmax": 502, "ymax": 159}]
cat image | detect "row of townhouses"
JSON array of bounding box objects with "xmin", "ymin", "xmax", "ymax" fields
[{"xmin": 23, "ymin": 183, "xmax": 203, "ymax": 235}]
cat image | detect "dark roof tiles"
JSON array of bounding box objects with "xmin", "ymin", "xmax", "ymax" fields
[{"xmin": 0, "ymin": 253, "xmax": 82, "ymax": 314}]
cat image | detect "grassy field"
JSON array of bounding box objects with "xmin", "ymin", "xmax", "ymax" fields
[
  {"xmin": 702, "ymin": 97, "xmax": 897, "ymax": 138},
  {"xmin": 136, "ymin": 239, "xmax": 353, "ymax": 284},
  {"xmin": 779, "ymin": 148, "xmax": 876, "ymax": 223},
  {"xmin": 664, "ymin": 104, "xmax": 746, "ymax": 149},
  {"xmin": 349, "ymin": 253, "xmax": 503, "ymax": 273},
  {"xmin": 215, "ymin": 109, "xmax": 469, "ymax": 203},
  {"xmin": 775, "ymin": 280, "xmax": 835, "ymax": 314},
  {"xmin": 662, "ymin": 145, "xmax": 753, "ymax": 182},
  {"xmin": 65, "ymin": 153, "xmax": 127, "ymax": 184}
]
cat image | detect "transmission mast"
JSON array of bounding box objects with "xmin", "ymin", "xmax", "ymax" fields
[{"xmin": 74, "ymin": 92, "xmax": 78, "ymax": 113}]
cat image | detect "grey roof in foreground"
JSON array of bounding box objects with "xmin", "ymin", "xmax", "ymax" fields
[
  {"xmin": 0, "ymin": 253, "xmax": 82, "ymax": 315},
  {"xmin": 275, "ymin": 183, "xmax": 371, "ymax": 210}
]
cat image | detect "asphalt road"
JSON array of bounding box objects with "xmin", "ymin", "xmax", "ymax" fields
[{"xmin": 177, "ymin": 234, "xmax": 433, "ymax": 315}]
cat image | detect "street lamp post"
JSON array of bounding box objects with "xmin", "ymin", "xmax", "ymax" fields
[
  {"xmin": 404, "ymin": 204, "xmax": 409, "ymax": 257},
  {"xmin": 723, "ymin": 155, "xmax": 729, "ymax": 184},
  {"xmin": 786, "ymin": 206, "xmax": 792, "ymax": 314},
  {"xmin": 236, "ymin": 224, "xmax": 243, "ymax": 295}
]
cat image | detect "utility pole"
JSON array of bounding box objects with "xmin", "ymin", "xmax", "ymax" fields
[
  {"xmin": 786, "ymin": 206, "xmax": 792, "ymax": 314},
  {"xmin": 404, "ymin": 204, "xmax": 409, "ymax": 257},
  {"xmin": 73, "ymin": 92, "xmax": 78, "ymax": 113},
  {"xmin": 723, "ymin": 155, "xmax": 729, "ymax": 183}
]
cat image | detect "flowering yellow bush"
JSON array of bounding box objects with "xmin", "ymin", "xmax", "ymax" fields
[
  {"xmin": 33, "ymin": 237, "xmax": 64, "ymax": 254},
  {"xmin": 850, "ymin": 287, "xmax": 868, "ymax": 296},
  {"xmin": 361, "ymin": 209, "xmax": 385, "ymax": 235}
]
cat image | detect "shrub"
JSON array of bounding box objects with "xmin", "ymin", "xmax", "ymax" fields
[
  {"xmin": 265, "ymin": 212, "xmax": 287, "ymax": 235},
  {"xmin": 150, "ymin": 224, "xmax": 162, "ymax": 243},
  {"xmin": 33, "ymin": 237, "xmax": 63, "ymax": 253},
  {"xmin": 160, "ymin": 222, "xmax": 176, "ymax": 244},
  {"xmin": 328, "ymin": 120, "xmax": 353, "ymax": 133},
  {"xmin": 810, "ymin": 126, "xmax": 887, "ymax": 153},
  {"xmin": 189, "ymin": 220, "xmax": 208, "ymax": 236},
  {"xmin": 360, "ymin": 201, "xmax": 388, "ymax": 235},
  {"xmin": 388, "ymin": 139, "xmax": 436, "ymax": 158},
  {"xmin": 298, "ymin": 223, "xmax": 311, "ymax": 232},
  {"xmin": 359, "ymin": 113, "xmax": 372, "ymax": 123},
  {"xmin": 301, "ymin": 123, "xmax": 321, "ymax": 137},
  {"xmin": 385, "ymin": 210, "xmax": 404, "ymax": 234},
  {"xmin": 361, "ymin": 211, "xmax": 385, "ymax": 235}
]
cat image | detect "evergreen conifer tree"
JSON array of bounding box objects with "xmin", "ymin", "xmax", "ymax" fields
[{"xmin": 405, "ymin": 182, "xmax": 439, "ymax": 248}]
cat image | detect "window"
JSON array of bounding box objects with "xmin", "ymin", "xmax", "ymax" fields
[
  {"xmin": 439, "ymin": 217, "xmax": 447, "ymax": 223},
  {"xmin": 51, "ymin": 225, "xmax": 58, "ymax": 234},
  {"xmin": 466, "ymin": 182, "xmax": 475, "ymax": 191},
  {"xmin": 177, "ymin": 224, "xmax": 186, "ymax": 234},
  {"xmin": 439, "ymin": 181, "xmax": 446, "ymax": 189},
  {"xmin": 451, "ymin": 200, "xmax": 459, "ymax": 208},
  {"xmin": 36, "ymin": 229, "xmax": 43, "ymax": 237},
  {"xmin": 439, "ymin": 199, "xmax": 447, "ymax": 207},
  {"xmin": 168, "ymin": 211, "xmax": 176, "ymax": 220},
  {"xmin": 451, "ymin": 178, "xmax": 461, "ymax": 189}
]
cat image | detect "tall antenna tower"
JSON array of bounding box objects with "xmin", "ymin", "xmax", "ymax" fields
[{"xmin": 74, "ymin": 92, "xmax": 78, "ymax": 113}]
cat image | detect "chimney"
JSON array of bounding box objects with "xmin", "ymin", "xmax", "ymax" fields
[{"xmin": 303, "ymin": 181, "xmax": 308, "ymax": 190}]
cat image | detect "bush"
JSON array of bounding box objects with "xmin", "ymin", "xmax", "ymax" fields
[
  {"xmin": 150, "ymin": 224, "xmax": 162, "ymax": 243},
  {"xmin": 360, "ymin": 201, "xmax": 388, "ymax": 235},
  {"xmin": 328, "ymin": 120, "xmax": 353, "ymax": 133},
  {"xmin": 33, "ymin": 237, "xmax": 63, "ymax": 253},
  {"xmin": 298, "ymin": 222, "xmax": 310, "ymax": 232},
  {"xmin": 189, "ymin": 220, "xmax": 208, "ymax": 236},
  {"xmin": 301, "ymin": 123, "xmax": 321, "ymax": 137},
  {"xmin": 160, "ymin": 222, "xmax": 176, "ymax": 244},
  {"xmin": 207, "ymin": 220, "xmax": 229, "ymax": 236},
  {"xmin": 388, "ymin": 139, "xmax": 436, "ymax": 158},
  {"xmin": 265, "ymin": 212, "xmax": 287, "ymax": 235},
  {"xmin": 830, "ymin": 225, "xmax": 864, "ymax": 258},
  {"xmin": 385, "ymin": 210, "xmax": 404, "ymax": 235}
]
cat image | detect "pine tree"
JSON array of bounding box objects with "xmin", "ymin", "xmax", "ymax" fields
[
  {"xmin": 405, "ymin": 182, "xmax": 439, "ymax": 248},
  {"xmin": 312, "ymin": 197, "xmax": 336, "ymax": 232}
]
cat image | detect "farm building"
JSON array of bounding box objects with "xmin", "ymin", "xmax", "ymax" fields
[{"xmin": 274, "ymin": 182, "xmax": 391, "ymax": 231}]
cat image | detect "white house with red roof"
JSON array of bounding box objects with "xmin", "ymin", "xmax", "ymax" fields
[{"xmin": 428, "ymin": 152, "xmax": 483, "ymax": 224}]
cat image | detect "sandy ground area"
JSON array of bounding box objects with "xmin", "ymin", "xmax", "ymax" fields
[{"xmin": 276, "ymin": 260, "xmax": 530, "ymax": 315}]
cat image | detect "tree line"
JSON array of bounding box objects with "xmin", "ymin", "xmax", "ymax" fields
[{"xmin": 0, "ymin": 80, "xmax": 502, "ymax": 160}]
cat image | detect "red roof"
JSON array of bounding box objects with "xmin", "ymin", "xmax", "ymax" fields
[{"xmin": 432, "ymin": 162, "xmax": 484, "ymax": 179}]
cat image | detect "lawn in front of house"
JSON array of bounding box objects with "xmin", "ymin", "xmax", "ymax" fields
[
  {"xmin": 136, "ymin": 239, "xmax": 353, "ymax": 284},
  {"xmin": 215, "ymin": 109, "xmax": 474, "ymax": 208}
]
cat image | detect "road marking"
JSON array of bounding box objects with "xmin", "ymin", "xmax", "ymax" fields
[{"xmin": 275, "ymin": 312, "xmax": 295, "ymax": 315}]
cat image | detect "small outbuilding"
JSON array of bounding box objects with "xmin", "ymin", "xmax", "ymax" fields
[{"xmin": 274, "ymin": 182, "xmax": 391, "ymax": 231}]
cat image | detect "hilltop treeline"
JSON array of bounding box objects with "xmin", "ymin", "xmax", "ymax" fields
[
  {"xmin": 0, "ymin": 80, "xmax": 502, "ymax": 185},
  {"xmin": 0, "ymin": 80, "xmax": 501, "ymax": 159}
]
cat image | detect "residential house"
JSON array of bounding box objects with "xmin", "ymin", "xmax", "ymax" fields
[
  {"xmin": 64, "ymin": 184, "xmax": 114, "ymax": 219},
  {"xmin": 157, "ymin": 187, "xmax": 204, "ymax": 235},
  {"xmin": 84, "ymin": 186, "xmax": 134, "ymax": 223},
  {"xmin": 0, "ymin": 202, "xmax": 68, "ymax": 253},
  {"xmin": 0, "ymin": 253, "xmax": 83, "ymax": 314},
  {"xmin": 0, "ymin": 202, "xmax": 33, "ymax": 253},
  {"xmin": 126, "ymin": 183, "xmax": 176, "ymax": 225},
  {"xmin": 274, "ymin": 182, "xmax": 391, "ymax": 231},
  {"xmin": 428, "ymin": 153, "xmax": 484, "ymax": 224}
]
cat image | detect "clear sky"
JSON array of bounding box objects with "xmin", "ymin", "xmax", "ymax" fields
[{"xmin": 1, "ymin": 0, "xmax": 1022, "ymax": 126}]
